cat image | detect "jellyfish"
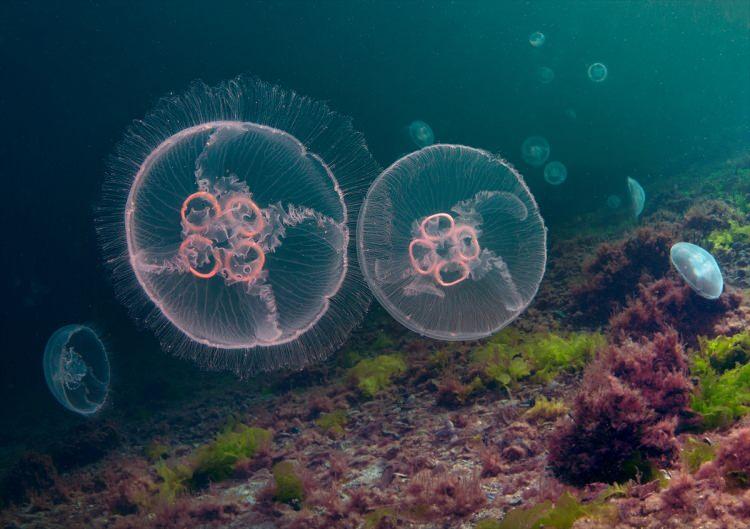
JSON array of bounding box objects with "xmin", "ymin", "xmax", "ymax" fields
[
  {"xmin": 536, "ymin": 66, "xmax": 555, "ymax": 84},
  {"xmin": 606, "ymin": 194, "xmax": 622, "ymax": 209},
  {"xmin": 529, "ymin": 31, "xmax": 546, "ymax": 48},
  {"xmin": 564, "ymin": 108, "xmax": 577, "ymax": 120},
  {"xmin": 670, "ymin": 242, "xmax": 724, "ymax": 300},
  {"xmin": 627, "ymin": 177, "xmax": 645, "ymax": 218},
  {"xmin": 409, "ymin": 120, "xmax": 435, "ymax": 148},
  {"xmin": 97, "ymin": 76, "xmax": 379, "ymax": 374},
  {"xmin": 544, "ymin": 161, "xmax": 567, "ymax": 185},
  {"xmin": 357, "ymin": 144, "xmax": 547, "ymax": 341},
  {"xmin": 521, "ymin": 136, "xmax": 550, "ymax": 167},
  {"xmin": 588, "ymin": 62, "xmax": 608, "ymax": 82},
  {"xmin": 43, "ymin": 325, "xmax": 110, "ymax": 415}
]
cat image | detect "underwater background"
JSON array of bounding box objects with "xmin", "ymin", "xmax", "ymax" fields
[{"xmin": 1, "ymin": 1, "xmax": 750, "ymax": 528}]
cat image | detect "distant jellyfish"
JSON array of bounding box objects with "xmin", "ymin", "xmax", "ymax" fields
[
  {"xmin": 564, "ymin": 108, "xmax": 577, "ymax": 120},
  {"xmin": 409, "ymin": 120, "xmax": 435, "ymax": 148},
  {"xmin": 43, "ymin": 325, "xmax": 110, "ymax": 415},
  {"xmin": 536, "ymin": 66, "xmax": 555, "ymax": 84},
  {"xmin": 357, "ymin": 144, "xmax": 547, "ymax": 341},
  {"xmin": 97, "ymin": 76, "xmax": 379, "ymax": 374},
  {"xmin": 588, "ymin": 62, "xmax": 608, "ymax": 82},
  {"xmin": 529, "ymin": 31, "xmax": 545, "ymax": 48},
  {"xmin": 606, "ymin": 194, "xmax": 622, "ymax": 209},
  {"xmin": 670, "ymin": 242, "xmax": 724, "ymax": 300},
  {"xmin": 521, "ymin": 136, "xmax": 550, "ymax": 167},
  {"xmin": 544, "ymin": 161, "xmax": 567, "ymax": 185},
  {"xmin": 627, "ymin": 177, "xmax": 645, "ymax": 218}
]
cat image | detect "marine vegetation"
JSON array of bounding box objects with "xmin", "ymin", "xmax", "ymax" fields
[
  {"xmin": 472, "ymin": 329, "xmax": 605, "ymax": 390},
  {"xmin": 708, "ymin": 220, "xmax": 750, "ymax": 253},
  {"xmin": 573, "ymin": 227, "xmax": 673, "ymax": 322},
  {"xmin": 549, "ymin": 331, "xmax": 691, "ymax": 485},
  {"xmin": 689, "ymin": 332, "xmax": 750, "ymax": 429},
  {"xmin": 155, "ymin": 423, "xmax": 272, "ymax": 499},
  {"xmin": 348, "ymin": 354, "xmax": 407, "ymax": 397}
]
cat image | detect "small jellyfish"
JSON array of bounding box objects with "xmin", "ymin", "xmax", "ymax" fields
[
  {"xmin": 536, "ymin": 66, "xmax": 555, "ymax": 84},
  {"xmin": 529, "ymin": 31, "xmax": 545, "ymax": 48},
  {"xmin": 670, "ymin": 242, "xmax": 724, "ymax": 300},
  {"xmin": 521, "ymin": 136, "xmax": 550, "ymax": 167},
  {"xmin": 357, "ymin": 144, "xmax": 547, "ymax": 341},
  {"xmin": 627, "ymin": 177, "xmax": 645, "ymax": 218},
  {"xmin": 564, "ymin": 108, "xmax": 577, "ymax": 120},
  {"xmin": 606, "ymin": 194, "xmax": 622, "ymax": 209},
  {"xmin": 409, "ymin": 120, "xmax": 435, "ymax": 148},
  {"xmin": 97, "ymin": 76, "xmax": 379, "ymax": 374},
  {"xmin": 544, "ymin": 161, "xmax": 567, "ymax": 185},
  {"xmin": 588, "ymin": 62, "xmax": 608, "ymax": 82},
  {"xmin": 43, "ymin": 325, "xmax": 110, "ymax": 415}
]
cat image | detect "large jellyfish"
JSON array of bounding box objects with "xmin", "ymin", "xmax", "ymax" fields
[
  {"xmin": 521, "ymin": 136, "xmax": 550, "ymax": 167},
  {"xmin": 670, "ymin": 242, "xmax": 724, "ymax": 300},
  {"xmin": 409, "ymin": 120, "xmax": 435, "ymax": 148},
  {"xmin": 43, "ymin": 325, "xmax": 110, "ymax": 415},
  {"xmin": 357, "ymin": 145, "xmax": 547, "ymax": 341},
  {"xmin": 97, "ymin": 76, "xmax": 379, "ymax": 374}
]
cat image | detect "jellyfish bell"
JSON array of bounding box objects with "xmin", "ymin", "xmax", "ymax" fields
[
  {"xmin": 588, "ymin": 62, "xmax": 608, "ymax": 82},
  {"xmin": 544, "ymin": 161, "xmax": 567, "ymax": 185},
  {"xmin": 670, "ymin": 242, "xmax": 724, "ymax": 300},
  {"xmin": 357, "ymin": 144, "xmax": 547, "ymax": 341},
  {"xmin": 521, "ymin": 136, "xmax": 550, "ymax": 167},
  {"xmin": 536, "ymin": 66, "xmax": 555, "ymax": 84},
  {"xmin": 529, "ymin": 31, "xmax": 546, "ymax": 48},
  {"xmin": 606, "ymin": 194, "xmax": 622, "ymax": 209},
  {"xmin": 97, "ymin": 76, "xmax": 379, "ymax": 374},
  {"xmin": 627, "ymin": 177, "xmax": 645, "ymax": 218},
  {"xmin": 408, "ymin": 120, "xmax": 435, "ymax": 148},
  {"xmin": 43, "ymin": 324, "xmax": 110, "ymax": 415}
]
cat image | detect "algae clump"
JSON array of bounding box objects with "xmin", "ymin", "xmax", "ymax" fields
[
  {"xmin": 690, "ymin": 333, "xmax": 750, "ymax": 429},
  {"xmin": 272, "ymin": 461, "xmax": 305, "ymax": 505},
  {"xmin": 349, "ymin": 354, "xmax": 407, "ymax": 397}
]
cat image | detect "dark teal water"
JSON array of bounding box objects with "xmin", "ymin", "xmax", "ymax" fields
[{"xmin": 0, "ymin": 1, "xmax": 748, "ymax": 426}]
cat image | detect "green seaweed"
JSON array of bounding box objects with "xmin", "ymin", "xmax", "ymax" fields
[
  {"xmin": 524, "ymin": 396, "xmax": 569, "ymax": 423},
  {"xmin": 349, "ymin": 354, "xmax": 407, "ymax": 397},
  {"xmin": 315, "ymin": 409, "xmax": 348, "ymax": 437},
  {"xmin": 690, "ymin": 334, "xmax": 750, "ymax": 429},
  {"xmin": 708, "ymin": 220, "xmax": 750, "ymax": 253},
  {"xmin": 154, "ymin": 460, "xmax": 193, "ymax": 502},
  {"xmin": 472, "ymin": 330, "xmax": 605, "ymax": 390},
  {"xmin": 190, "ymin": 425, "xmax": 272, "ymax": 487},
  {"xmin": 272, "ymin": 461, "xmax": 305, "ymax": 505},
  {"xmin": 365, "ymin": 508, "xmax": 396, "ymax": 528},
  {"xmin": 144, "ymin": 441, "xmax": 169, "ymax": 462},
  {"xmin": 477, "ymin": 492, "xmax": 589, "ymax": 529},
  {"xmin": 681, "ymin": 437, "xmax": 716, "ymax": 473},
  {"xmin": 698, "ymin": 332, "xmax": 750, "ymax": 373}
]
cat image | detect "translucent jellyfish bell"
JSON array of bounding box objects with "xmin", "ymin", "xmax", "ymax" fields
[
  {"xmin": 97, "ymin": 76, "xmax": 379, "ymax": 374},
  {"xmin": 544, "ymin": 161, "xmax": 567, "ymax": 185},
  {"xmin": 521, "ymin": 136, "xmax": 550, "ymax": 168},
  {"xmin": 670, "ymin": 242, "xmax": 724, "ymax": 300},
  {"xmin": 606, "ymin": 194, "xmax": 622, "ymax": 209},
  {"xmin": 536, "ymin": 66, "xmax": 555, "ymax": 84},
  {"xmin": 529, "ymin": 31, "xmax": 546, "ymax": 48},
  {"xmin": 588, "ymin": 62, "xmax": 608, "ymax": 82},
  {"xmin": 357, "ymin": 144, "xmax": 547, "ymax": 341},
  {"xmin": 408, "ymin": 120, "xmax": 435, "ymax": 148},
  {"xmin": 43, "ymin": 325, "xmax": 110, "ymax": 415},
  {"xmin": 627, "ymin": 177, "xmax": 645, "ymax": 218}
]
